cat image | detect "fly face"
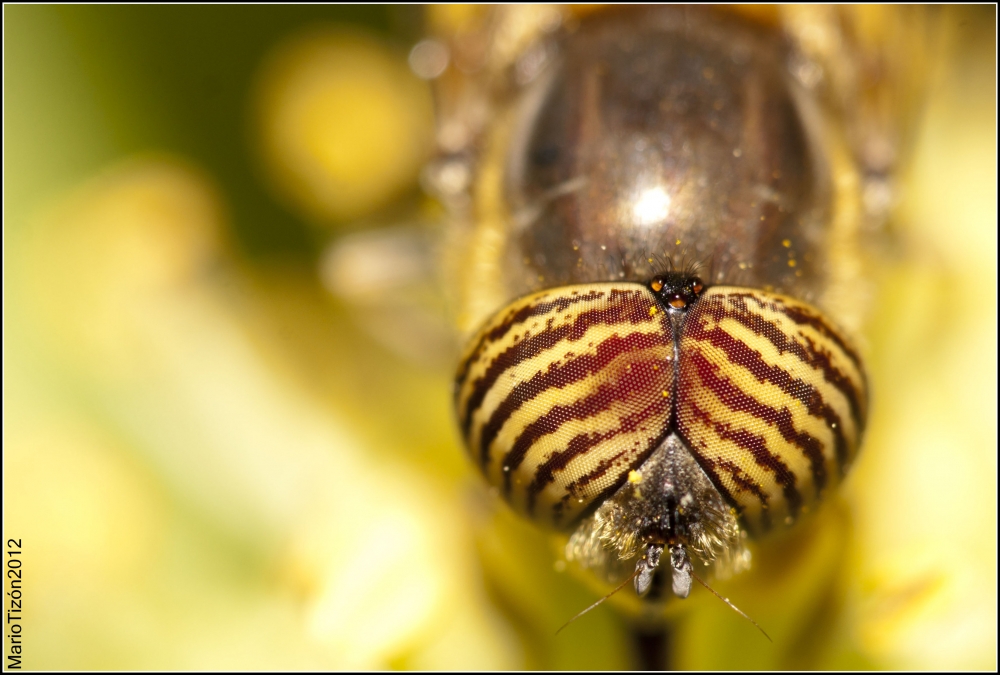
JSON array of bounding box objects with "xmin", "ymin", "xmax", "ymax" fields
[{"xmin": 428, "ymin": 5, "xmax": 925, "ymax": 606}]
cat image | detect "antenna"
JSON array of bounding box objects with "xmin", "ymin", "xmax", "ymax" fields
[
  {"xmin": 556, "ymin": 567, "xmax": 643, "ymax": 636},
  {"xmin": 691, "ymin": 569, "xmax": 772, "ymax": 643}
]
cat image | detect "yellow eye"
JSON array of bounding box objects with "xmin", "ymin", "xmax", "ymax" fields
[
  {"xmin": 675, "ymin": 286, "xmax": 867, "ymax": 535},
  {"xmin": 455, "ymin": 279, "xmax": 866, "ymax": 597},
  {"xmin": 456, "ymin": 283, "xmax": 674, "ymax": 528}
]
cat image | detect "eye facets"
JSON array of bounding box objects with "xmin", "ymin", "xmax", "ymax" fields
[{"xmin": 455, "ymin": 280, "xmax": 866, "ymax": 597}]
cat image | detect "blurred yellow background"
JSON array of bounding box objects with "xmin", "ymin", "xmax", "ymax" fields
[{"xmin": 3, "ymin": 5, "xmax": 996, "ymax": 670}]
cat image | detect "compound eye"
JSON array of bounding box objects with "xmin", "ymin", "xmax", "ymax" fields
[
  {"xmin": 675, "ymin": 286, "xmax": 868, "ymax": 533},
  {"xmin": 455, "ymin": 282, "xmax": 675, "ymax": 529}
]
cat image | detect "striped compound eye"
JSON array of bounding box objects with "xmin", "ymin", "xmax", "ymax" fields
[
  {"xmin": 439, "ymin": 3, "xmax": 879, "ymax": 604},
  {"xmin": 454, "ymin": 274, "xmax": 867, "ymax": 598}
]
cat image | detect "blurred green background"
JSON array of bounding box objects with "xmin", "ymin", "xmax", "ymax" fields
[
  {"xmin": 4, "ymin": 5, "xmax": 996, "ymax": 670},
  {"xmin": 6, "ymin": 5, "xmax": 406, "ymax": 255}
]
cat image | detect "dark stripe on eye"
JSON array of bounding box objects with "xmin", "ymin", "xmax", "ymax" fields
[
  {"xmin": 459, "ymin": 288, "xmax": 662, "ymax": 437},
  {"xmin": 523, "ymin": 396, "xmax": 667, "ymax": 515},
  {"xmin": 454, "ymin": 288, "xmax": 607, "ymax": 394},
  {"xmin": 682, "ymin": 318, "xmax": 836, "ymax": 490},
  {"xmin": 500, "ymin": 358, "xmax": 671, "ymax": 490},
  {"xmin": 714, "ymin": 459, "xmax": 772, "ymax": 533},
  {"xmin": 476, "ymin": 331, "xmax": 671, "ymax": 467},
  {"xmin": 693, "ymin": 294, "xmax": 865, "ymax": 437},
  {"xmin": 726, "ymin": 291, "xmax": 865, "ymax": 374},
  {"xmin": 682, "ymin": 390, "xmax": 802, "ymax": 521}
]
